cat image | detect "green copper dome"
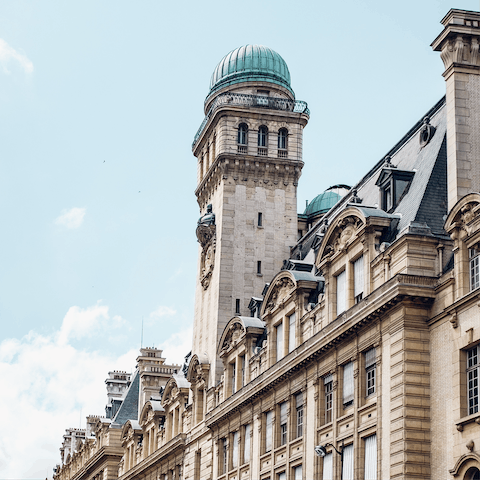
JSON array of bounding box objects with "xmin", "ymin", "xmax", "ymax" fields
[
  {"xmin": 304, "ymin": 191, "xmax": 341, "ymax": 217},
  {"xmin": 208, "ymin": 45, "xmax": 293, "ymax": 97}
]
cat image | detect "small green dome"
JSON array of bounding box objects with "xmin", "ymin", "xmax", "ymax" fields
[
  {"xmin": 208, "ymin": 45, "xmax": 293, "ymax": 98},
  {"xmin": 304, "ymin": 191, "xmax": 341, "ymax": 217}
]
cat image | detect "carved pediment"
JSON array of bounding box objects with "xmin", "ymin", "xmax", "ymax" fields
[
  {"xmin": 266, "ymin": 277, "xmax": 295, "ymax": 312},
  {"xmin": 221, "ymin": 322, "xmax": 245, "ymax": 353},
  {"xmin": 445, "ymin": 194, "xmax": 480, "ymax": 242}
]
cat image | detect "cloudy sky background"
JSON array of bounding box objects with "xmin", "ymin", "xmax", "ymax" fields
[{"xmin": 0, "ymin": 0, "xmax": 478, "ymax": 477}]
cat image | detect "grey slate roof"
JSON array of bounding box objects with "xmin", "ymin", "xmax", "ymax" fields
[
  {"xmin": 292, "ymin": 97, "xmax": 448, "ymax": 261},
  {"xmin": 111, "ymin": 370, "xmax": 140, "ymax": 426},
  {"xmin": 235, "ymin": 316, "xmax": 266, "ymax": 329}
]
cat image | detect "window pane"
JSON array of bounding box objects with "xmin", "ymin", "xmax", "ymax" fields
[
  {"xmin": 232, "ymin": 431, "xmax": 238, "ymax": 468},
  {"xmin": 280, "ymin": 401, "xmax": 287, "ymax": 445},
  {"xmin": 343, "ymin": 362, "xmax": 354, "ymax": 405},
  {"xmin": 322, "ymin": 452, "xmax": 333, "ymax": 480},
  {"xmin": 244, "ymin": 424, "xmax": 251, "ymax": 463},
  {"xmin": 471, "ymin": 249, "xmax": 480, "ymax": 291},
  {"xmin": 324, "ymin": 378, "xmax": 333, "ymax": 423},
  {"xmin": 276, "ymin": 323, "xmax": 284, "ymax": 362},
  {"xmin": 289, "ymin": 313, "xmax": 296, "ymax": 353},
  {"xmin": 364, "ymin": 434, "xmax": 377, "ymax": 480},
  {"xmin": 294, "ymin": 465, "xmax": 302, "ymax": 480},
  {"xmin": 266, "ymin": 411, "xmax": 273, "ymax": 452},
  {"xmin": 278, "ymin": 473, "xmax": 286, "ymax": 480},
  {"xmin": 354, "ymin": 256, "xmax": 364, "ymax": 302},
  {"xmin": 280, "ymin": 402, "xmax": 287, "ymax": 424},
  {"xmin": 337, "ymin": 270, "xmax": 346, "ymax": 315},
  {"xmin": 342, "ymin": 444, "xmax": 354, "ymax": 480}
]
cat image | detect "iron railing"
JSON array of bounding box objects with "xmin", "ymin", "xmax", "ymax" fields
[{"xmin": 192, "ymin": 92, "xmax": 310, "ymax": 149}]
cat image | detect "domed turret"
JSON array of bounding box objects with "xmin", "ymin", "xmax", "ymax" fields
[{"xmin": 207, "ymin": 45, "xmax": 293, "ymax": 99}]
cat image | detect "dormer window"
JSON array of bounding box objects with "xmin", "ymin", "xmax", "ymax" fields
[{"xmin": 376, "ymin": 165, "xmax": 415, "ymax": 213}]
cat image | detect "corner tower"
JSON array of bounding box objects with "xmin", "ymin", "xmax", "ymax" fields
[{"xmin": 191, "ymin": 45, "xmax": 309, "ymax": 385}]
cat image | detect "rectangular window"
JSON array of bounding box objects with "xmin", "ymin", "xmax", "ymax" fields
[
  {"xmin": 324, "ymin": 374, "xmax": 333, "ymax": 423},
  {"xmin": 295, "ymin": 392, "xmax": 304, "ymax": 438},
  {"xmin": 342, "ymin": 444, "xmax": 354, "ymax": 480},
  {"xmin": 231, "ymin": 362, "xmax": 236, "ymax": 395},
  {"xmin": 343, "ymin": 362, "xmax": 354, "ymax": 406},
  {"xmin": 354, "ymin": 255, "xmax": 364, "ymax": 303},
  {"xmin": 365, "ymin": 348, "xmax": 376, "ymax": 396},
  {"xmin": 468, "ymin": 346, "xmax": 479, "ymax": 415},
  {"xmin": 194, "ymin": 450, "xmax": 201, "ymax": 480},
  {"xmin": 336, "ymin": 270, "xmax": 346, "ymax": 315},
  {"xmin": 322, "ymin": 452, "xmax": 333, "ymax": 480},
  {"xmin": 293, "ymin": 465, "xmax": 302, "ymax": 480},
  {"xmin": 288, "ymin": 312, "xmax": 296, "ymax": 353},
  {"xmin": 364, "ymin": 434, "xmax": 377, "ymax": 480},
  {"xmin": 221, "ymin": 438, "xmax": 227, "ymax": 475},
  {"xmin": 470, "ymin": 248, "xmax": 480, "ymax": 291},
  {"xmin": 258, "ymin": 212, "xmax": 263, "ymax": 226},
  {"xmin": 232, "ymin": 431, "xmax": 239, "ymax": 469},
  {"xmin": 265, "ymin": 411, "xmax": 273, "ymax": 452},
  {"xmin": 278, "ymin": 473, "xmax": 286, "ymax": 480},
  {"xmin": 235, "ymin": 298, "xmax": 241, "ymax": 315},
  {"xmin": 276, "ymin": 322, "xmax": 284, "ymax": 362},
  {"xmin": 244, "ymin": 424, "xmax": 251, "ymax": 463},
  {"xmin": 280, "ymin": 401, "xmax": 288, "ymax": 445},
  {"xmin": 257, "ymin": 261, "xmax": 262, "ymax": 275},
  {"xmin": 241, "ymin": 355, "xmax": 246, "ymax": 388}
]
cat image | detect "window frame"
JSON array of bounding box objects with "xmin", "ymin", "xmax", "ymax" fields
[
  {"xmin": 295, "ymin": 392, "xmax": 304, "ymax": 438},
  {"xmin": 279, "ymin": 401, "xmax": 288, "ymax": 446},
  {"xmin": 365, "ymin": 348, "xmax": 376, "ymax": 398},
  {"xmin": 237, "ymin": 123, "xmax": 248, "ymax": 145},
  {"xmin": 278, "ymin": 128, "xmax": 288, "ymax": 150},
  {"xmin": 324, "ymin": 374, "xmax": 333, "ymax": 424},
  {"xmin": 467, "ymin": 345, "xmax": 479, "ymax": 415},
  {"xmin": 258, "ymin": 125, "xmax": 268, "ymax": 147},
  {"xmin": 470, "ymin": 248, "xmax": 480, "ymax": 291}
]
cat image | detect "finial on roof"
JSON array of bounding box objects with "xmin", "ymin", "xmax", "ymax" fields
[{"xmin": 384, "ymin": 155, "xmax": 396, "ymax": 168}]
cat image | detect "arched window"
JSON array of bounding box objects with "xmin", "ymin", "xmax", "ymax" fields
[
  {"xmin": 258, "ymin": 126, "xmax": 268, "ymax": 147},
  {"xmin": 278, "ymin": 128, "xmax": 288, "ymax": 150},
  {"xmin": 237, "ymin": 123, "xmax": 248, "ymax": 145},
  {"xmin": 465, "ymin": 468, "xmax": 480, "ymax": 480}
]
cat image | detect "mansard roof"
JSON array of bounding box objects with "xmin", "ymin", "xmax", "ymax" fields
[
  {"xmin": 292, "ymin": 97, "xmax": 448, "ymax": 262},
  {"xmin": 111, "ymin": 370, "xmax": 140, "ymax": 426}
]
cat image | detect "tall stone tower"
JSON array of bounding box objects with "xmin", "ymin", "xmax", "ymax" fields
[
  {"xmin": 191, "ymin": 45, "xmax": 309, "ymax": 385},
  {"xmin": 432, "ymin": 9, "xmax": 480, "ymax": 210}
]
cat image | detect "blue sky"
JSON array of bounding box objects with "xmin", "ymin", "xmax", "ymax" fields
[{"xmin": 0, "ymin": 0, "xmax": 478, "ymax": 477}]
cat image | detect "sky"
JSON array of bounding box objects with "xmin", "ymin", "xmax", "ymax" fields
[{"xmin": 0, "ymin": 0, "xmax": 478, "ymax": 477}]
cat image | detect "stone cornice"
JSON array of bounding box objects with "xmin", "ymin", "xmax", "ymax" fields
[
  {"xmin": 118, "ymin": 433, "xmax": 187, "ymax": 480},
  {"xmin": 205, "ymin": 273, "xmax": 436, "ymax": 428},
  {"xmin": 55, "ymin": 446, "xmax": 124, "ymax": 480},
  {"xmin": 195, "ymin": 155, "xmax": 303, "ymax": 209}
]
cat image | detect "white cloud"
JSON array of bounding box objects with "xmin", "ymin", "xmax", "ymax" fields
[
  {"xmin": 55, "ymin": 207, "xmax": 86, "ymax": 229},
  {"xmin": 0, "ymin": 304, "xmax": 189, "ymax": 478},
  {"xmin": 149, "ymin": 305, "xmax": 176, "ymax": 320},
  {"xmin": 0, "ymin": 306, "xmax": 138, "ymax": 478},
  {"xmin": 0, "ymin": 38, "xmax": 33, "ymax": 75},
  {"xmin": 158, "ymin": 327, "xmax": 192, "ymax": 365},
  {"xmin": 57, "ymin": 304, "xmax": 110, "ymax": 345}
]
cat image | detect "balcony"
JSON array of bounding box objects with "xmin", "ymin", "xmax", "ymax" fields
[{"xmin": 192, "ymin": 92, "xmax": 309, "ymax": 148}]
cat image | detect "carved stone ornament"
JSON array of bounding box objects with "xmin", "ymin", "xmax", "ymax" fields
[
  {"xmin": 266, "ymin": 277, "xmax": 295, "ymax": 312},
  {"xmin": 196, "ymin": 204, "xmax": 216, "ymax": 290},
  {"xmin": 221, "ymin": 322, "xmax": 244, "ymax": 352},
  {"xmin": 334, "ymin": 216, "xmax": 363, "ymax": 253}
]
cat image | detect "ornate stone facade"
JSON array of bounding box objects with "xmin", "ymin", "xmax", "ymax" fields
[{"xmin": 53, "ymin": 14, "xmax": 480, "ymax": 480}]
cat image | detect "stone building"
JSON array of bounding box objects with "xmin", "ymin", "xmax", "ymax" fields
[{"xmin": 53, "ymin": 8, "xmax": 480, "ymax": 480}]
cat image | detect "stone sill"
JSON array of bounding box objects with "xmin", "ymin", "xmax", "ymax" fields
[{"xmin": 456, "ymin": 411, "xmax": 480, "ymax": 431}]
